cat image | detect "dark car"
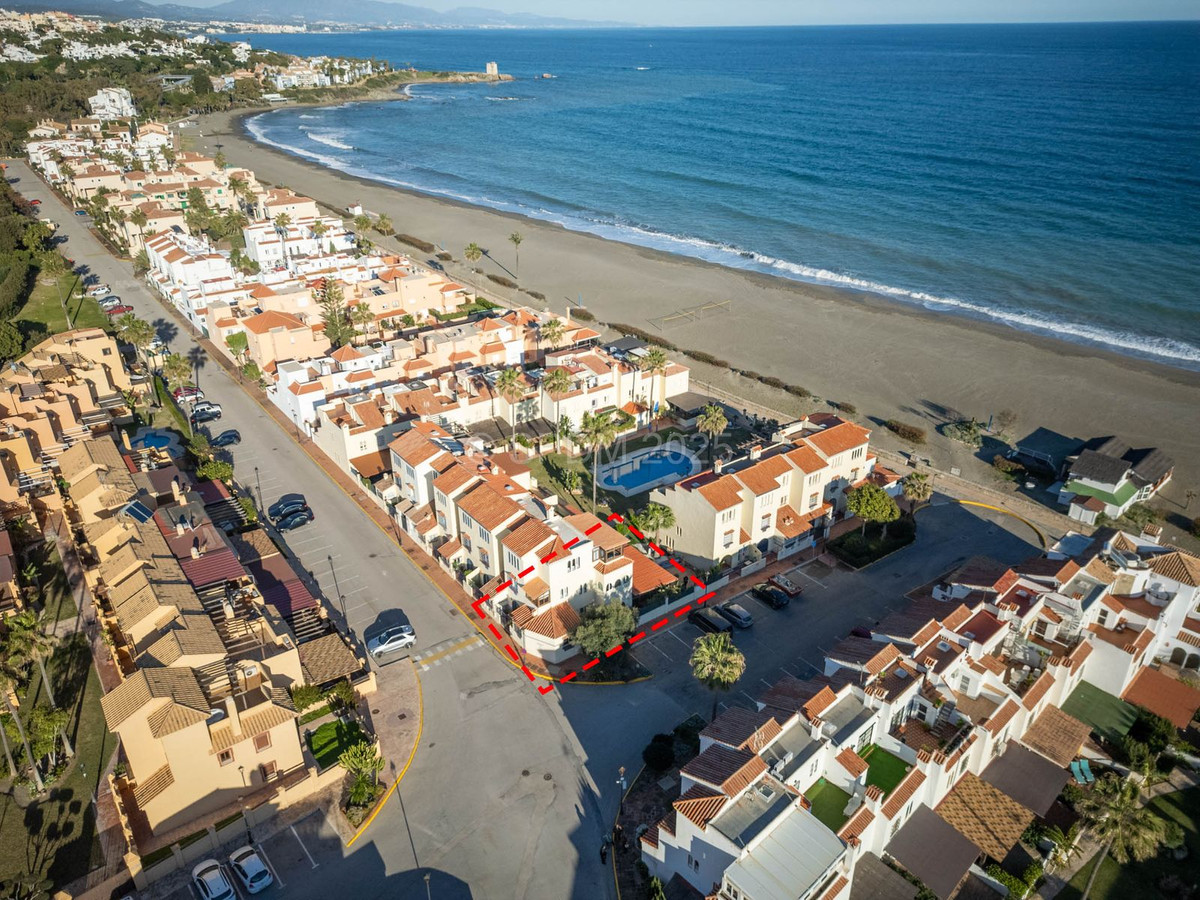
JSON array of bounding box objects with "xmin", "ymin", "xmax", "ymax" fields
[
  {"xmin": 751, "ymin": 583, "xmax": 791, "ymax": 610},
  {"xmin": 270, "ymin": 499, "xmax": 311, "ymax": 522},
  {"xmin": 191, "ymin": 406, "xmax": 222, "ymax": 424},
  {"xmin": 268, "ymin": 494, "xmax": 305, "ymax": 520},
  {"xmin": 689, "ymin": 607, "xmax": 733, "ymax": 634},
  {"xmin": 276, "ymin": 509, "xmax": 313, "ymax": 531},
  {"xmin": 210, "ymin": 429, "xmax": 241, "ymax": 448},
  {"xmin": 715, "ymin": 600, "xmax": 754, "ymax": 629}
]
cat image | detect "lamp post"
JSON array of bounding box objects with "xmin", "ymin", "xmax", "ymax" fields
[
  {"xmin": 254, "ymin": 466, "xmax": 263, "ymax": 514},
  {"xmin": 616, "ymin": 765, "xmax": 627, "ymax": 815},
  {"xmin": 423, "ymin": 873, "xmax": 431, "ymax": 900}
]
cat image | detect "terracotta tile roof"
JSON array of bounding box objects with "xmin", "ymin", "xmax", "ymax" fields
[
  {"xmin": 817, "ymin": 875, "xmax": 849, "ymax": 900},
  {"xmin": 1067, "ymin": 640, "xmax": 1093, "ymax": 672},
  {"xmin": 520, "ymin": 602, "xmax": 579, "ymax": 640},
  {"xmin": 435, "ymin": 539, "xmax": 463, "ymax": 560},
  {"xmin": 881, "ymin": 768, "xmax": 926, "ymax": 819},
  {"xmin": 700, "ymin": 708, "xmax": 782, "ymax": 753},
  {"xmin": 935, "ymin": 772, "xmax": 1034, "ymax": 861},
  {"xmin": 803, "ymin": 685, "xmax": 838, "ymax": 720},
  {"xmin": 974, "ymin": 654, "xmax": 1007, "ymax": 677},
  {"xmin": 836, "ymin": 747, "xmax": 869, "ymax": 778},
  {"xmin": 912, "ymin": 620, "xmax": 942, "ymax": 647},
  {"xmin": 457, "ymin": 482, "xmax": 522, "ymax": 531},
  {"xmin": 133, "ymin": 763, "xmax": 175, "ymax": 807},
  {"xmin": 501, "ymin": 517, "xmax": 556, "ymax": 557},
  {"xmin": 622, "ymin": 547, "xmax": 678, "ymax": 595},
  {"xmin": 1149, "ymin": 551, "xmax": 1200, "ymax": 587},
  {"xmin": 783, "ymin": 443, "xmax": 828, "ymax": 474},
  {"xmin": 941, "ymin": 604, "xmax": 973, "ymax": 632},
  {"xmin": 804, "ymin": 420, "xmax": 871, "ymax": 458},
  {"xmin": 522, "ymin": 577, "xmax": 550, "ymax": 604},
  {"xmin": 673, "ymin": 784, "xmax": 728, "ymax": 828},
  {"xmin": 330, "ymin": 344, "xmax": 363, "ymax": 362},
  {"xmin": 837, "ymin": 806, "xmax": 875, "ymax": 843},
  {"xmin": 565, "ymin": 513, "xmax": 626, "ymax": 551},
  {"xmin": 1021, "ymin": 706, "xmax": 1091, "ymax": 767},
  {"xmin": 956, "ymin": 610, "xmax": 1005, "ymax": 645},
  {"xmin": 680, "ymin": 744, "xmax": 767, "ymax": 797},
  {"xmin": 1021, "ymin": 670, "xmax": 1056, "ymax": 711},
  {"xmin": 1177, "ymin": 630, "xmax": 1200, "ymax": 649},
  {"xmin": 243, "ymin": 310, "xmax": 306, "ymax": 335},
  {"xmin": 389, "ymin": 422, "xmax": 453, "ymax": 467},
  {"xmin": 298, "ymin": 633, "xmax": 362, "ymax": 685},
  {"xmin": 1122, "ymin": 667, "xmax": 1200, "ymax": 729},
  {"xmin": 510, "ymin": 605, "xmax": 533, "ymax": 629},
  {"xmin": 695, "ymin": 474, "xmax": 744, "ymax": 511}
]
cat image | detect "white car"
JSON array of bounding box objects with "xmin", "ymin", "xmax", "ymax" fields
[
  {"xmin": 147, "ymin": 337, "xmax": 165, "ymax": 353},
  {"xmin": 99, "ymin": 296, "xmax": 123, "ymax": 310},
  {"xmin": 192, "ymin": 861, "xmax": 236, "ymax": 900},
  {"xmin": 229, "ymin": 846, "xmax": 274, "ymax": 894},
  {"xmin": 367, "ymin": 624, "xmax": 416, "ymax": 658},
  {"xmin": 85, "ymin": 284, "xmax": 111, "ymax": 297}
]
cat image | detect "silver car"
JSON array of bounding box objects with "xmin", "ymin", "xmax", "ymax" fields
[
  {"xmin": 716, "ymin": 600, "xmax": 754, "ymax": 629},
  {"xmin": 192, "ymin": 861, "xmax": 235, "ymax": 900},
  {"xmin": 367, "ymin": 624, "xmax": 416, "ymax": 657},
  {"xmin": 229, "ymin": 846, "xmax": 274, "ymax": 894}
]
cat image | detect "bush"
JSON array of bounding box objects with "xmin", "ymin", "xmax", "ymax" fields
[
  {"xmin": 886, "ymin": 419, "xmax": 927, "ymax": 444},
  {"xmin": 571, "ymin": 307, "xmax": 596, "ymax": 322},
  {"xmin": 1060, "ymin": 782, "xmax": 1084, "ymax": 808},
  {"xmin": 609, "ymin": 322, "xmax": 675, "ymax": 349},
  {"xmin": 993, "ymin": 454, "xmax": 1025, "ymax": 475},
  {"xmin": 941, "ymin": 418, "xmax": 983, "ymax": 448},
  {"xmin": 1193, "ymin": 516, "xmax": 1200, "ymax": 539},
  {"xmin": 290, "ymin": 683, "xmax": 323, "ymax": 712},
  {"xmin": 785, "ymin": 384, "xmax": 812, "ymax": 399},
  {"xmin": 396, "ymin": 234, "xmax": 435, "ymax": 253},
  {"xmin": 682, "ymin": 349, "xmax": 730, "ymax": 368},
  {"xmin": 1120, "ymin": 503, "xmax": 1161, "ymax": 529},
  {"xmin": 760, "ymin": 375, "xmax": 787, "ymax": 390},
  {"xmin": 645, "ymin": 877, "xmax": 666, "ymax": 900},
  {"xmin": 324, "ymin": 679, "xmax": 356, "ymax": 709},
  {"xmin": 487, "ymin": 273, "xmax": 518, "ymax": 289},
  {"xmin": 833, "ymin": 401, "xmax": 856, "ymax": 414},
  {"xmin": 435, "ymin": 251, "xmax": 452, "ymax": 261},
  {"xmin": 642, "ymin": 733, "xmax": 675, "ymax": 771},
  {"xmin": 738, "ymin": 369, "xmax": 764, "ymax": 382},
  {"xmin": 526, "ymin": 290, "xmax": 546, "ymax": 301}
]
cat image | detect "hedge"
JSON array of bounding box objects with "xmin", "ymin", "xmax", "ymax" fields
[
  {"xmin": 885, "ymin": 419, "xmax": 927, "ymax": 443},
  {"xmin": 486, "ymin": 273, "xmax": 518, "ymax": 289},
  {"xmin": 571, "ymin": 307, "xmax": 596, "ymax": 322},
  {"xmin": 396, "ymin": 233, "xmax": 435, "ymax": 253}
]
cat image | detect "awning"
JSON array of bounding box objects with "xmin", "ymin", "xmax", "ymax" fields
[
  {"xmin": 980, "ymin": 744, "xmax": 1069, "ymax": 817},
  {"xmin": 886, "ymin": 806, "xmax": 981, "ymax": 899}
]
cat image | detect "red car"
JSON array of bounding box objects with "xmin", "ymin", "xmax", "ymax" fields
[
  {"xmin": 29, "ymin": 199, "xmax": 40, "ymax": 205},
  {"xmin": 104, "ymin": 304, "xmax": 133, "ymax": 316}
]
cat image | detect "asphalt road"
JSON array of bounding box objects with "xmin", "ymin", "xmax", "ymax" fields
[{"xmin": 9, "ymin": 161, "xmax": 1049, "ymax": 900}]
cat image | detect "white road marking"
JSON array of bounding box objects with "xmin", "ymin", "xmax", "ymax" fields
[
  {"xmin": 288, "ymin": 825, "xmax": 318, "ymax": 869},
  {"xmin": 794, "ymin": 567, "xmax": 827, "ymax": 588},
  {"xmin": 255, "ymin": 842, "xmax": 285, "ymax": 890}
]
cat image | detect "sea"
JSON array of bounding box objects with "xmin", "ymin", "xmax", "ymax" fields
[{"xmin": 228, "ymin": 23, "xmax": 1200, "ymax": 369}]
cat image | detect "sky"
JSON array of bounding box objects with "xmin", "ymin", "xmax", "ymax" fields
[{"xmin": 148, "ymin": 0, "xmax": 1200, "ymax": 26}]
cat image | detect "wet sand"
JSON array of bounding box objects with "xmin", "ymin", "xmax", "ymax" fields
[{"xmin": 193, "ymin": 106, "xmax": 1200, "ymax": 497}]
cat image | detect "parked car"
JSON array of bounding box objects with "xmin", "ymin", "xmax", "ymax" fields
[
  {"xmin": 715, "ymin": 600, "xmax": 754, "ymax": 629},
  {"xmin": 74, "ymin": 209, "xmax": 88, "ymax": 217},
  {"xmin": 210, "ymin": 429, "xmax": 241, "ymax": 448},
  {"xmin": 751, "ymin": 583, "xmax": 791, "ymax": 610},
  {"xmin": 191, "ymin": 406, "xmax": 222, "ymax": 424},
  {"xmin": 172, "ymin": 385, "xmax": 202, "ymax": 401},
  {"xmin": 229, "ymin": 846, "xmax": 273, "ymax": 894},
  {"xmin": 191, "ymin": 861, "xmax": 235, "ymax": 900},
  {"xmin": 85, "ymin": 284, "xmax": 110, "ymax": 297},
  {"xmin": 191, "ymin": 400, "xmax": 221, "ymax": 415},
  {"xmin": 689, "ymin": 607, "xmax": 733, "ymax": 634},
  {"xmin": 270, "ymin": 498, "xmax": 310, "ymax": 522},
  {"xmin": 769, "ymin": 573, "xmax": 804, "ymax": 597},
  {"xmin": 147, "ymin": 336, "xmax": 165, "ymax": 353},
  {"xmin": 29, "ymin": 198, "xmax": 40, "ymax": 206},
  {"xmin": 103, "ymin": 305, "xmax": 133, "ymax": 316},
  {"xmin": 99, "ymin": 296, "xmax": 123, "ymax": 310},
  {"xmin": 367, "ymin": 624, "xmax": 416, "ymax": 658},
  {"xmin": 276, "ymin": 508, "xmax": 313, "ymax": 531}
]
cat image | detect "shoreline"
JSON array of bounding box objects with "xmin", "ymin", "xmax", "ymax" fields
[{"xmin": 194, "ymin": 106, "xmax": 1200, "ymax": 493}]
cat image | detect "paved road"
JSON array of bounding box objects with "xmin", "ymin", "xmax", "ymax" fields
[
  {"xmin": 10, "ymin": 162, "xmax": 1049, "ymax": 899},
  {"xmin": 8, "ymin": 160, "xmax": 613, "ymax": 900}
]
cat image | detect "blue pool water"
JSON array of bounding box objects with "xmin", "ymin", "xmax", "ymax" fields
[
  {"xmin": 133, "ymin": 432, "xmax": 172, "ymax": 450},
  {"xmin": 602, "ymin": 448, "xmax": 696, "ymax": 494}
]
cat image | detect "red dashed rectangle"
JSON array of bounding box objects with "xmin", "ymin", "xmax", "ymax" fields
[
  {"xmin": 651, "ymin": 619, "xmax": 668, "ymax": 631},
  {"xmin": 538, "ymin": 684, "xmax": 555, "ymax": 694},
  {"xmin": 561, "ymin": 671, "xmax": 579, "ymax": 683},
  {"xmin": 520, "ymin": 665, "xmax": 535, "ymax": 681},
  {"xmin": 628, "ymin": 525, "xmax": 645, "ymax": 539},
  {"xmin": 605, "ymin": 645, "xmax": 624, "ymax": 658},
  {"xmin": 629, "ymin": 631, "xmax": 646, "ymax": 644},
  {"xmin": 540, "ymin": 551, "xmax": 558, "ymax": 563},
  {"xmin": 505, "ymin": 645, "xmax": 520, "ymax": 662},
  {"xmin": 584, "ymin": 523, "xmax": 603, "ymax": 535},
  {"xmin": 497, "ymin": 579, "xmax": 513, "ymax": 592},
  {"xmin": 648, "ymin": 542, "xmax": 663, "ymax": 555},
  {"xmin": 582, "ymin": 659, "xmax": 600, "ymax": 671},
  {"xmin": 689, "ymin": 575, "xmax": 705, "ymax": 587},
  {"xmin": 517, "ymin": 566, "xmax": 534, "ymax": 578},
  {"xmin": 669, "ymin": 559, "xmax": 687, "ymax": 573},
  {"xmin": 674, "ymin": 605, "xmax": 693, "ymax": 618},
  {"xmin": 488, "ymin": 623, "xmax": 503, "ymax": 640},
  {"xmin": 697, "ymin": 591, "xmax": 716, "ymax": 604},
  {"xmin": 563, "ymin": 537, "xmax": 580, "ymax": 549}
]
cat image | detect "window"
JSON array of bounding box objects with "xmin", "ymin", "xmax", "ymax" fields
[
  {"xmin": 568, "ymin": 557, "xmax": 580, "ymax": 571},
  {"xmin": 760, "ymin": 513, "xmax": 770, "ymax": 532},
  {"xmin": 260, "ymin": 760, "xmax": 277, "ymax": 780},
  {"xmin": 851, "ymin": 447, "xmax": 864, "ymax": 460},
  {"xmin": 253, "ymin": 732, "xmax": 271, "ymax": 752},
  {"xmin": 808, "ymin": 493, "xmax": 819, "ymax": 510},
  {"xmin": 462, "ymin": 535, "xmax": 472, "ymax": 552},
  {"xmin": 959, "ymin": 674, "xmax": 971, "ymax": 691},
  {"xmin": 856, "ymin": 723, "xmax": 874, "ymax": 751},
  {"xmin": 436, "ymin": 512, "xmax": 447, "ymax": 530},
  {"xmin": 723, "ymin": 530, "xmax": 734, "ymax": 549},
  {"xmin": 218, "ymin": 749, "xmax": 234, "ymax": 766},
  {"xmin": 507, "ymin": 550, "xmax": 519, "ymax": 568},
  {"xmin": 479, "ymin": 525, "xmax": 490, "ymax": 542},
  {"xmin": 480, "ymin": 549, "xmax": 490, "ymax": 570},
  {"xmin": 461, "ymin": 512, "xmax": 474, "ymax": 530}
]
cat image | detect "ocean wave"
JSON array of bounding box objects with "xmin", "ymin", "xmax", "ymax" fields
[
  {"xmin": 246, "ymin": 114, "xmax": 1200, "ymax": 369},
  {"xmin": 486, "ymin": 96, "xmax": 523, "ymax": 102},
  {"xmin": 298, "ymin": 113, "xmax": 320, "ymax": 119},
  {"xmin": 306, "ymin": 130, "xmax": 355, "ymax": 151}
]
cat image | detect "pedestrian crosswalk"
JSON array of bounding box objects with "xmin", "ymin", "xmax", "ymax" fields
[{"xmin": 411, "ymin": 634, "xmax": 484, "ymax": 670}]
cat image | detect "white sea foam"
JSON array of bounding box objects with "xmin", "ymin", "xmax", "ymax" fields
[
  {"xmin": 306, "ymin": 130, "xmax": 355, "ymax": 151},
  {"xmin": 246, "ymin": 113, "xmax": 1200, "ymax": 369},
  {"xmin": 298, "ymin": 114, "xmax": 319, "ymax": 119}
]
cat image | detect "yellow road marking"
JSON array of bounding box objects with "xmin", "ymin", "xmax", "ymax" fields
[
  {"xmin": 415, "ymin": 635, "xmax": 481, "ymax": 667},
  {"xmin": 954, "ymin": 499, "xmax": 1048, "ymax": 549}
]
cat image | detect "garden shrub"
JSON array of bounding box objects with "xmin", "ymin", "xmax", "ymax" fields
[
  {"xmin": 886, "ymin": 419, "xmax": 927, "ymax": 443},
  {"xmin": 785, "ymin": 384, "xmax": 812, "ymax": 399},
  {"xmin": 396, "ymin": 234, "xmax": 435, "ymax": 253},
  {"xmin": 435, "ymin": 251, "xmax": 452, "ymax": 261},
  {"xmin": 571, "ymin": 307, "xmax": 596, "ymax": 322},
  {"xmin": 526, "ymin": 290, "xmax": 546, "ymax": 300},
  {"xmin": 834, "ymin": 401, "xmax": 857, "ymax": 414},
  {"xmin": 993, "ymin": 454, "xmax": 1025, "ymax": 475},
  {"xmin": 609, "ymin": 322, "xmax": 676, "ymax": 349},
  {"xmin": 487, "ymin": 273, "xmax": 518, "ymax": 289},
  {"xmin": 290, "ymin": 683, "xmax": 323, "ymax": 712},
  {"xmin": 642, "ymin": 733, "xmax": 675, "ymax": 771},
  {"xmin": 941, "ymin": 418, "xmax": 983, "ymax": 448},
  {"xmin": 682, "ymin": 349, "xmax": 730, "ymax": 368}
]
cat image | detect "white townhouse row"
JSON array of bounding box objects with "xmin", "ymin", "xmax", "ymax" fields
[
  {"xmin": 642, "ymin": 526, "xmax": 1200, "ymax": 900},
  {"xmin": 651, "ymin": 415, "xmax": 901, "ymax": 569}
]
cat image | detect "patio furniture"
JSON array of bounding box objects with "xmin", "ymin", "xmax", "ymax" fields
[
  {"xmin": 1069, "ymin": 761, "xmax": 1087, "ymax": 785},
  {"xmin": 1079, "ymin": 758, "xmax": 1096, "ymax": 783}
]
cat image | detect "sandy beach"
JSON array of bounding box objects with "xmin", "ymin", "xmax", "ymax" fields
[{"xmin": 193, "ymin": 106, "xmax": 1200, "ymax": 505}]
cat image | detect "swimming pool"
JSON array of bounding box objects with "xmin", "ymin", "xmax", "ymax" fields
[
  {"xmin": 599, "ymin": 443, "xmax": 700, "ymax": 496},
  {"xmin": 133, "ymin": 433, "xmax": 172, "ymax": 450}
]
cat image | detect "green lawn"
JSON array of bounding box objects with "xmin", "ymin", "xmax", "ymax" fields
[
  {"xmin": 1060, "ymin": 787, "xmax": 1200, "ymax": 900},
  {"xmin": 0, "ymin": 633, "xmax": 114, "ymax": 889},
  {"xmin": 15, "ymin": 274, "xmax": 110, "ymax": 336},
  {"xmin": 805, "ymin": 779, "xmax": 852, "ymax": 832},
  {"xmin": 828, "ymin": 518, "xmax": 917, "ymax": 569},
  {"xmin": 526, "ymin": 452, "xmax": 638, "ymax": 517},
  {"xmin": 862, "ymin": 744, "xmax": 911, "ymax": 796},
  {"xmin": 1061, "ymin": 681, "xmax": 1138, "ymax": 746},
  {"xmin": 306, "ymin": 720, "xmax": 367, "ymax": 771}
]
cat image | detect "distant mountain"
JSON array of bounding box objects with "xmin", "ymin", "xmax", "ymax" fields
[{"xmin": 1, "ymin": 0, "xmax": 629, "ymax": 26}]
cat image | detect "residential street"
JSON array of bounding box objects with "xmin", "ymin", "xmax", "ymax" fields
[{"xmin": 10, "ymin": 160, "xmax": 1050, "ymax": 899}]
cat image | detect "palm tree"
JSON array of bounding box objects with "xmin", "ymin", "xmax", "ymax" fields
[
  {"xmin": 578, "ymin": 410, "xmax": 618, "ymax": 511},
  {"xmin": 129, "ymin": 208, "xmax": 148, "ymax": 232},
  {"xmin": 494, "ymin": 367, "xmax": 525, "ymax": 450},
  {"xmin": 464, "ymin": 242, "xmax": 483, "ymax": 266},
  {"xmin": 697, "ymin": 404, "xmax": 727, "ymax": 464},
  {"xmin": 690, "ymin": 632, "xmax": 746, "ymax": 722},
  {"xmin": 901, "ymin": 471, "xmax": 932, "ymax": 514},
  {"xmin": 353, "ymin": 214, "xmax": 372, "ymax": 240},
  {"xmin": 639, "ymin": 347, "xmax": 669, "ymax": 420},
  {"xmin": 37, "ymin": 252, "xmax": 72, "ymax": 329},
  {"xmin": 116, "ymin": 314, "xmax": 156, "ymax": 365},
  {"xmin": 1077, "ymin": 773, "xmax": 1178, "ymax": 900},
  {"xmin": 543, "ymin": 367, "xmax": 572, "ymax": 452},
  {"xmin": 637, "ymin": 502, "xmax": 676, "ymax": 546},
  {"xmin": 0, "ymin": 664, "xmax": 44, "ymax": 793},
  {"xmin": 540, "ymin": 318, "xmax": 565, "ymax": 358},
  {"xmin": 311, "ymin": 220, "xmax": 329, "ymax": 241},
  {"xmin": 374, "ymin": 213, "xmax": 393, "ymax": 236},
  {"xmin": 350, "ymin": 303, "xmax": 376, "ymax": 343},
  {"xmin": 1044, "ymin": 823, "xmax": 1083, "ymax": 873},
  {"xmin": 7, "ymin": 611, "xmax": 72, "ymax": 758},
  {"xmin": 273, "ymin": 212, "xmax": 291, "ymax": 230},
  {"xmin": 508, "ymin": 231, "xmax": 523, "ymax": 277}
]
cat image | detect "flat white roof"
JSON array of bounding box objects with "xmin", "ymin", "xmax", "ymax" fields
[{"xmin": 723, "ymin": 805, "xmax": 845, "ymax": 900}]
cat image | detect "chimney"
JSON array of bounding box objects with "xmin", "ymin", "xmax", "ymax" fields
[
  {"xmin": 749, "ymin": 445, "xmax": 762, "ymax": 461},
  {"xmin": 224, "ymin": 696, "xmax": 241, "ymax": 737},
  {"xmin": 175, "ymin": 519, "xmax": 185, "ymax": 537},
  {"xmin": 190, "ymin": 544, "xmax": 200, "ymax": 559},
  {"xmin": 713, "ymin": 459, "xmax": 724, "ymax": 475},
  {"xmin": 171, "ymin": 477, "xmax": 182, "ymax": 502}
]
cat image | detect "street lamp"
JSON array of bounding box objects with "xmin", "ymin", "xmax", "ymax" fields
[
  {"xmin": 423, "ymin": 873, "xmax": 431, "ymax": 900},
  {"xmin": 254, "ymin": 466, "xmax": 263, "ymax": 513},
  {"xmin": 617, "ymin": 765, "xmax": 627, "ymax": 815}
]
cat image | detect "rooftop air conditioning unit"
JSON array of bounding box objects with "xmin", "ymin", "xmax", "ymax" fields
[
  {"xmin": 937, "ymin": 641, "xmax": 951, "ymax": 652},
  {"xmin": 895, "ymin": 669, "xmax": 909, "ymax": 680}
]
